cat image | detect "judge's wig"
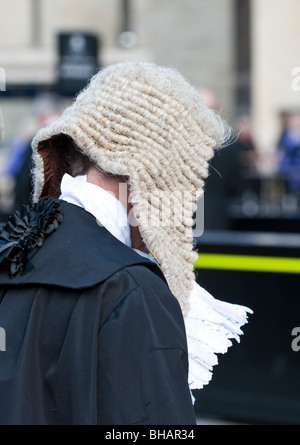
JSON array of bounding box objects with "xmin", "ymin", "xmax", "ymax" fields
[{"xmin": 31, "ymin": 61, "xmax": 231, "ymax": 317}]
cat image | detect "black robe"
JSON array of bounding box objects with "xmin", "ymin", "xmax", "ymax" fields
[{"xmin": 0, "ymin": 200, "xmax": 196, "ymax": 425}]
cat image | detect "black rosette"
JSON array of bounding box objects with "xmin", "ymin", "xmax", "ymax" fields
[{"xmin": 0, "ymin": 199, "xmax": 63, "ymax": 277}]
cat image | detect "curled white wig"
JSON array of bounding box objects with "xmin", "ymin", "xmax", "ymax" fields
[{"xmin": 31, "ymin": 61, "xmax": 231, "ymax": 317}]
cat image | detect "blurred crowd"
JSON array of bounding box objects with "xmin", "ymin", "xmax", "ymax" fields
[
  {"xmin": 0, "ymin": 92, "xmax": 62, "ymax": 222},
  {"xmin": 1, "ymin": 88, "xmax": 300, "ymax": 231},
  {"xmin": 198, "ymin": 88, "xmax": 300, "ymax": 231}
]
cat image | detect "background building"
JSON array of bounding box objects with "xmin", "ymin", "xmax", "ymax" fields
[{"xmin": 0, "ymin": 0, "xmax": 300, "ymax": 221}]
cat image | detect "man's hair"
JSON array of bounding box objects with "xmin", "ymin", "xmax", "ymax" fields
[
  {"xmin": 65, "ymin": 136, "xmax": 93, "ymax": 177},
  {"xmin": 48, "ymin": 134, "xmax": 93, "ymax": 179},
  {"xmin": 37, "ymin": 134, "xmax": 94, "ymax": 198}
]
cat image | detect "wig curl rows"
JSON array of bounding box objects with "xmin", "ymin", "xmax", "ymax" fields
[{"xmin": 31, "ymin": 61, "xmax": 231, "ymax": 317}]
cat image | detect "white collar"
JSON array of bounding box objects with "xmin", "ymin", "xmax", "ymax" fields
[{"xmin": 59, "ymin": 173, "xmax": 132, "ymax": 248}]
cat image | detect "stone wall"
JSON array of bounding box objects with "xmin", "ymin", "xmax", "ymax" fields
[{"xmin": 0, "ymin": 0, "xmax": 235, "ymax": 124}]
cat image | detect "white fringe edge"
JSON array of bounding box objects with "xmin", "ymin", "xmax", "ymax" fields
[{"xmin": 185, "ymin": 281, "xmax": 253, "ymax": 398}]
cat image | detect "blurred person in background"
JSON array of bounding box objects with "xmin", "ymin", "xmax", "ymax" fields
[
  {"xmin": 0, "ymin": 106, "xmax": 7, "ymax": 222},
  {"xmin": 3, "ymin": 92, "xmax": 62, "ymax": 212},
  {"xmin": 202, "ymin": 96, "xmax": 258, "ymax": 230},
  {"xmin": 277, "ymin": 110, "xmax": 300, "ymax": 198},
  {"xmin": 0, "ymin": 106, "xmax": 4, "ymax": 142},
  {"xmin": 0, "ymin": 106, "xmax": 15, "ymax": 222}
]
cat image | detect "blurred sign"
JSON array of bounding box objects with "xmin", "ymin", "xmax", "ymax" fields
[{"xmin": 57, "ymin": 32, "xmax": 99, "ymax": 95}]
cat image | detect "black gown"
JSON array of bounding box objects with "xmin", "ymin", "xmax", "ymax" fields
[{"xmin": 0, "ymin": 200, "xmax": 196, "ymax": 425}]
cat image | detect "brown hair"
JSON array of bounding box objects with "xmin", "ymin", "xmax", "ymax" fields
[{"xmin": 37, "ymin": 134, "xmax": 93, "ymax": 198}]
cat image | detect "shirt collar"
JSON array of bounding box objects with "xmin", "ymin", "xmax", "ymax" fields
[{"xmin": 59, "ymin": 173, "xmax": 132, "ymax": 248}]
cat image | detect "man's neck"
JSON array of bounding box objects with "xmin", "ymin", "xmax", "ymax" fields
[{"xmin": 86, "ymin": 166, "xmax": 148, "ymax": 252}]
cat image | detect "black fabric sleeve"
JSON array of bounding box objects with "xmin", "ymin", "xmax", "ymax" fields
[{"xmin": 97, "ymin": 273, "xmax": 196, "ymax": 425}]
